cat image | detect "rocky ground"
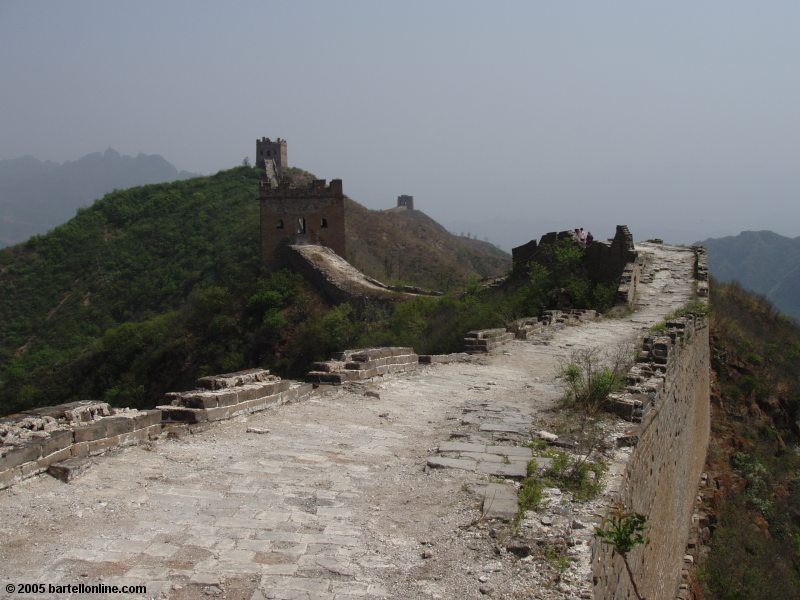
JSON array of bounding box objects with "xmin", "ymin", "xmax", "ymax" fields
[{"xmin": 0, "ymin": 243, "xmax": 695, "ymax": 599}]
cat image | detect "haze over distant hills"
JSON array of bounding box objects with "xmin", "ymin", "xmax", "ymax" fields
[
  {"xmin": 0, "ymin": 149, "xmax": 197, "ymax": 247},
  {"xmin": 700, "ymin": 230, "xmax": 800, "ymax": 320}
]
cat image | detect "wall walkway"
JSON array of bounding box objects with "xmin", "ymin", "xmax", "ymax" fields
[{"xmin": 0, "ymin": 243, "xmax": 708, "ymax": 600}]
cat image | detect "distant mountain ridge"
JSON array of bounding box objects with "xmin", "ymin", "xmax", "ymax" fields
[
  {"xmin": 0, "ymin": 148, "xmax": 198, "ymax": 247},
  {"xmin": 700, "ymin": 230, "xmax": 800, "ymax": 320}
]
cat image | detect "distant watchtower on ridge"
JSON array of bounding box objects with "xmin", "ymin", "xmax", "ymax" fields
[
  {"xmin": 257, "ymin": 136, "xmax": 346, "ymax": 264},
  {"xmin": 256, "ymin": 137, "xmax": 287, "ymax": 172},
  {"xmin": 397, "ymin": 195, "xmax": 414, "ymax": 210}
]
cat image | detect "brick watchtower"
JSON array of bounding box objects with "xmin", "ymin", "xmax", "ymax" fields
[
  {"xmin": 397, "ymin": 195, "xmax": 414, "ymax": 210},
  {"xmin": 259, "ymin": 178, "xmax": 347, "ymax": 264},
  {"xmin": 256, "ymin": 137, "xmax": 287, "ymax": 171}
]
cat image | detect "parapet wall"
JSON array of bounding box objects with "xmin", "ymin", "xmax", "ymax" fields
[
  {"xmin": 0, "ymin": 369, "xmax": 312, "ymax": 490},
  {"xmin": 465, "ymin": 309, "xmax": 600, "ymax": 354},
  {"xmin": 308, "ymin": 347, "xmax": 419, "ymax": 384},
  {"xmin": 592, "ymin": 311, "xmax": 711, "ymax": 599},
  {"xmin": 158, "ymin": 368, "xmax": 312, "ymax": 424},
  {"xmin": 0, "ymin": 402, "xmax": 161, "ymax": 489}
]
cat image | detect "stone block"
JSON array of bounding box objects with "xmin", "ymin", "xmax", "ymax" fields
[
  {"xmin": 180, "ymin": 393, "xmax": 219, "ymax": 409},
  {"xmin": 20, "ymin": 460, "xmax": 46, "ymax": 478},
  {"xmin": 486, "ymin": 445, "xmax": 533, "ymax": 458},
  {"xmin": 0, "ymin": 467, "xmax": 15, "ymax": 489},
  {"xmin": 48, "ymin": 457, "xmax": 93, "ymax": 483},
  {"xmin": 73, "ymin": 420, "xmax": 110, "ymax": 443},
  {"xmin": 103, "ymin": 416, "xmax": 135, "ymax": 437},
  {"xmin": 0, "ymin": 442, "xmax": 42, "ymax": 471},
  {"xmin": 289, "ymin": 384, "xmax": 314, "ymax": 402},
  {"xmin": 482, "ymin": 483, "xmax": 519, "ymax": 521},
  {"xmin": 312, "ymin": 361, "xmax": 340, "ymax": 372},
  {"xmin": 476, "ymin": 462, "xmax": 528, "ymax": 479},
  {"xmin": 156, "ymin": 406, "xmax": 209, "ymax": 424},
  {"xmin": 118, "ymin": 428, "xmax": 152, "ymax": 446},
  {"xmin": 197, "ymin": 368, "xmax": 271, "ymax": 390},
  {"xmin": 71, "ymin": 442, "xmax": 89, "ymax": 458},
  {"xmin": 40, "ymin": 429, "xmax": 73, "ymax": 456},
  {"xmin": 133, "ymin": 409, "xmax": 163, "ymax": 430},
  {"xmin": 215, "ymin": 391, "xmax": 240, "ymax": 408},
  {"xmin": 237, "ymin": 380, "xmax": 290, "ymax": 402},
  {"xmin": 38, "ymin": 446, "xmax": 73, "ymax": 469},
  {"xmin": 205, "ymin": 405, "xmax": 235, "ymax": 422},
  {"xmin": 88, "ymin": 434, "xmax": 122, "ymax": 455},
  {"xmin": 146, "ymin": 423, "xmax": 162, "ymax": 440},
  {"xmin": 308, "ymin": 371, "xmax": 344, "ymax": 385},
  {"xmin": 280, "ymin": 386, "xmax": 299, "ymax": 403},
  {"xmin": 438, "ymin": 441, "xmax": 487, "ymax": 453}
]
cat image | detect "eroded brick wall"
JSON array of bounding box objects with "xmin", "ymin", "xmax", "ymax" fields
[{"xmin": 592, "ymin": 316, "xmax": 711, "ymax": 599}]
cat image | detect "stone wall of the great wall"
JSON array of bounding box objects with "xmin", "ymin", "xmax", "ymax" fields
[{"xmin": 592, "ymin": 313, "xmax": 711, "ymax": 599}]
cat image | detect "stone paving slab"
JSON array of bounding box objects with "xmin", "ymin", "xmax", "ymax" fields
[
  {"xmin": 481, "ymin": 483, "xmax": 519, "ymax": 521},
  {"xmin": 436, "ymin": 441, "xmax": 486, "ymax": 453},
  {"xmin": 476, "ymin": 461, "xmax": 528, "ymax": 478}
]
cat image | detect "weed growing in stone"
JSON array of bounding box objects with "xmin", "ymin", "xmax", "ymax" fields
[
  {"xmin": 543, "ymin": 544, "xmax": 572, "ymax": 581},
  {"xmin": 595, "ymin": 503, "xmax": 649, "ymax": 600},
  {"xmin": 518, "ymin": 477, "xmax": 544, "ymax": 512},
  {"xmin": 544, "ymin": 451, "xmax": 607, "ymax": 500},
  {"xmin": 559, "ymin": 344, "xmax": 632, "ymax": 413}
]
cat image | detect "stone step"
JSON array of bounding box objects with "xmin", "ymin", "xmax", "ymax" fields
[{"xmin": 47, "ymin": 457, "xmax": 93, "ymax": 483}]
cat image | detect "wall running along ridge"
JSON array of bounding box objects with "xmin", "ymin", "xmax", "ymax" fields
[
  {"xmin": 592, "ymin": 249, "xmax": 711, "ymax": 599},
  {"xmin": 0, "ymin": 240, "xmax": 711, "ymax": 600}
]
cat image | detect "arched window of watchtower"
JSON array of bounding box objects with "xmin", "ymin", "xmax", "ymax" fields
[
  {"xmin": 297, "ymin": 218, "xmax": 306, "ymax": 234},
  {"xmin": 276, "ymin": 220, "xmax": 284, "ymax": 229},
  {"xmin": 321, "ymin": 218, "xmax": 328, "ymax": 229}
]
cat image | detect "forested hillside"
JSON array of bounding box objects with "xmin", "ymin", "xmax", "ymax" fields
[
  {"xmin": 699, "ymin": 281, "xmax": 800, "ymax": 598},
  {"xmin": 0, "ymin": 166, "xmax": 514, "ymax": 415}
]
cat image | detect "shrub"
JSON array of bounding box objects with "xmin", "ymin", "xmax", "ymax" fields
[{"xmin": 560, "ymin": 345, "xmax": 631, "ymax": 412}]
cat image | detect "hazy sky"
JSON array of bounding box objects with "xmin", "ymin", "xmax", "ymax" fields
[{"xmin": 2, "ymin": 1, "xmax": 799, "ymax": 247}]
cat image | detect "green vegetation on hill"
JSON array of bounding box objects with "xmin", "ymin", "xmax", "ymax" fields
[
  {"xmin": 699, "ymin": 281, "xmax": 800, "ymax": 598},
  {"xmin": 0, "ymin": 149, "xmax": 198, "ymax": 247},
  {"xmin": 350, "ymin": 238, "xmax": 617, "ymax": 354},
  {"xmin": 0, "ymin": 165, "xmax": 515, "ymax": 416},
  {"xmin": 345, "ymin": 199, "xmax": 510, "ymax": 291}
]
